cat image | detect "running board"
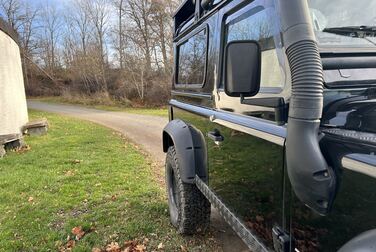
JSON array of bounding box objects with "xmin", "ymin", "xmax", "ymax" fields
[{"xmin": 195, "ymin": 176, "xmax": 270, "ymax": 252}]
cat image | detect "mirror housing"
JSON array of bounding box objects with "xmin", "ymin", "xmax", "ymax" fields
[{"xmin": 224, "ymin": 40, "xmax": 261, "ymax": 97}]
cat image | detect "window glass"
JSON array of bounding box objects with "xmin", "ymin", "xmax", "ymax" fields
[
  {"xmin": 224, "ymin": 7, "xmax": 283, "ymax": 89},
  {"xmin": 307, "ymin": 0, "xmax": 376, "ymax": 48},
  {"xmin": 177, "ymin": 29, "xmax": 207, "ymax": 85}
]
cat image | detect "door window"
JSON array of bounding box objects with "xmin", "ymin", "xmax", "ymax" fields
[
  {"xmin": 223, "ymin": 7, "xmax": 283, "ymax": 90},
  {"xmin": 176, "ymin": 29, "xmax": 207, "ymax": 86}
]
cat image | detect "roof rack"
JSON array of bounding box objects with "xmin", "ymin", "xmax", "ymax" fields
[
  {"xmin": 173, "ymin": 0, "xmax": 195, "ymax": 35},
  {"xmin": 173, "ymin": 0, "xmax": 225, "ymax": 36}
]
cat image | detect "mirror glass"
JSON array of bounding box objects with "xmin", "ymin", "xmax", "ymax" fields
[{"xmin": 225, "ymin": 41, "xmax": 261, "ymax": 97}]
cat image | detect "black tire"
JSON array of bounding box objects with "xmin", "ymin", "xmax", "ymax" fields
[{"xmin": 165, "ymin": 146, "xmax": 211, "ymax": 234}]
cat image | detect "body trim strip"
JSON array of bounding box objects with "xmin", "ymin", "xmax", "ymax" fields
[
  {"xmin": 342, "ymin": 154, "xmax": 376, "ymax": 179},
  {"xmin": 170, "ymin": 99, "xmax": 286, "ymax": 146},
  {"xmin": 214, "ymin": 119, "xmax": 285, "ymax": 146},
  {"xmin": 195, "ymin": 176, "xmax": 270, "ymax": 252}
]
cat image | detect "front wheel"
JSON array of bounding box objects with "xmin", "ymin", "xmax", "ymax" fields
[{"xmin": 165, "ymin": 146, "xmax": 210, "ymax": 234}]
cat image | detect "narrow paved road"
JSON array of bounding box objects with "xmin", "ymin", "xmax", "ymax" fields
[
  {"xmin": 27, "ymin": 101, "xmax": 250, "ymax": 252},
  {"xmin": 28, "ymin": 101, "xmax": 167, "ymax": 162}
]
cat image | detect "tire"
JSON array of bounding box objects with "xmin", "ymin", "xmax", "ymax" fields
[{"xmin": 165, "ymin": 146, "xmax": 211, "ymax": 234}]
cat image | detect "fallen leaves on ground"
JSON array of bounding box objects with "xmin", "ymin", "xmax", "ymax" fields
[
  {"xmin": 71, "ymin": 159, "xmax": 82, "ymax": 164},
  {"xmin": 65, "ymin": 170, "xmax": 75, "ymax": 176},
  {"xmin": 28, "ymin": 196, "xmax": 34, "ymax": 203},
  {"xmin": 123, "ymin": 240, "xmax": 146, "ymax": 252},
  {"xmin": 71, "ymin": 226, "xmax": 86, "ymax": 240},
  {"xmin": 59, "ymin": 226, "xmax": 90, "ymax": 251},
  {"xmin": 66, "ymin": 240, "xmax": 76, "ymax": 249},
  {"xmin": 135, "ymin": 244, "xmax": 146, "ymax": 251},
  {"xmin": 92, "ymin": 239, "xmax": 154, "ymax": 252},
  {"xmin": 106, "ymin": 242, "xmax": 121, "ymax": 252},
  {"xmin": 15, "ymin": 144, "xmax": 31, "ymax": 154},
  {"xmin": 59, "ymin": 239, "xmax": 76, "ymax": 252}
]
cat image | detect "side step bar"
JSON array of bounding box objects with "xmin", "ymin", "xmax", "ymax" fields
[{"xmin": 195, "ymin": 176, "xmax": 270, "ymax": 252}]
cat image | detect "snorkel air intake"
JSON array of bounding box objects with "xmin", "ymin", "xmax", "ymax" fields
[{"xmin": 278, "ymin": 0, "xmax": 336, "ymax": 215}]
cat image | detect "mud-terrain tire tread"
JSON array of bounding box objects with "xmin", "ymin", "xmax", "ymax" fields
[{"xmin": 166, "ymin": 146, "xmax": 210, "ymax": 234}]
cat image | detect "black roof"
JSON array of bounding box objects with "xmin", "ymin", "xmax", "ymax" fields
[{"xmin": 0, "ymin": 17, "xmax": 19, "ymax": 45}]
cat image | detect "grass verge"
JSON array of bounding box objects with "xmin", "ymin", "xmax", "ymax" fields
[
  {"xmin": 0, "ymin": 111, "xmax": 218, "ymax": 251},
  {"xmin": 29, "ymin": 97, "xmax": 168, "ymax": 117}
]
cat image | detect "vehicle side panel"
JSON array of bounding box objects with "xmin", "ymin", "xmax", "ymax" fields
[
  {"xmin": 289, "ymin": 91, "xmax": 376, "ymax": 251},
  {"xmin": 171, "ymin": 0, "xmax": 288, "ymax": 249}
]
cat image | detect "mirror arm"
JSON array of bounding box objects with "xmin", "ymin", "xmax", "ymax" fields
[{"xmin": 240, "ymin": 95, "xmax": 288, "ymax": 125}]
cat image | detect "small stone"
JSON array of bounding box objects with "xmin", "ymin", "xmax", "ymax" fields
[{"xmin": 28, "ymin": 127, "xmax": 48, "ymax": 136}]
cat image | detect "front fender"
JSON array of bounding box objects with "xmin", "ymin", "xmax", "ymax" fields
[{"xmin": 163, "ymin": 120, "xmax": 207, "ymax": 184}]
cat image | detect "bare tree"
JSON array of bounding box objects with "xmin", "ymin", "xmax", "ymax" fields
[
  {"xmin": 126, "ymin": 0, "xmax": 153, "ymax": 71},
  {"xmin": 0, "ymin": 0, "xmax": 181, "ymax": 105},
  {"xmin": 40, "ymin": 2, "xmax": 62, "ymax": 73},
  {"xmin": 150, "ymin": 0, "xmax": 176, "ymax": 73},
  {"xmin": 0, "ymin": 0, "xmax": 40, "ymax": 88},
  {"xmin": 113, "ymin": 0, "xmax": 126, "ymax": 70},
  {"xmin": 67, "ymin": 0, "xmax": 92, "ymax": 56},
  {"xmin": 19, "ymin": 3, "xmax": 39, "ymax": 87},
  {"xmin": 125, "ymin": 52, "xmax": 147, "ymax": 101},
  {"xmin": 86, "ymin": 0, "xmax": 109, "ymax": 65},
  {"xmin": 0, "ymin": 0, "xmax": 40, "ymax": 56},
  {"xmin": 19, "ymin": 3, "xmax": 39, "ymax": 56},
  {"xmin": 85, "ymin": 0, "xmax": 110, "ymax": 92},
  {"xmin": 0, "ymin": 0, "xmax": 22, "ymax": 30}
]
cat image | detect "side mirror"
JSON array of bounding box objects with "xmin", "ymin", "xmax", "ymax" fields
[{"xmin": 224, "ymin": 40, "xmax": 261, "ymax": 97}]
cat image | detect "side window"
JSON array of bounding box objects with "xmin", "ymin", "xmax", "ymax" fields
[
  {"xmin": 177, "ymin": 29, "xmax": 207, "ymax": 86},
  {"xmin": 223, "ymin": 7, "xmax": 283, "ymax": 90}
]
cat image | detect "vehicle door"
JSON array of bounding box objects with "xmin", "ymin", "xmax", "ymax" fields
[{"xmin": 206, "ymin": 0, "xmax": 290, "ymax": 249}]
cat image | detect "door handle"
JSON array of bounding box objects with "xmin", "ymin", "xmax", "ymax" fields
[{"xmin": 208, "ymin": 130, "xmax": 224, "ymax": 142}]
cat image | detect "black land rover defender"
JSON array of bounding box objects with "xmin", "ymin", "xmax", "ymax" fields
[{"xmin": 162, "ymin": 0, "xmax": 376, "ymax": 251}]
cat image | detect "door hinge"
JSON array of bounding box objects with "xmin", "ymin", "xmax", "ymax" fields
[{"xmin": 272, "ymin": 226, "xmax": 294, "ymax": 252}]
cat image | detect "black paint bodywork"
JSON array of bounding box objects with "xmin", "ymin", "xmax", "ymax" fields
[{"xmin": 164, "ymin": 0, "xmax": 376, "ymax": 251}]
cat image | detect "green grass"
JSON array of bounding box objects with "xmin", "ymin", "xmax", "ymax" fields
[
  {"xmin": 30, "ymin": 97, "xmax": 168, "ymax": 117},
  {"xmin": 0, "ymin": 111, "xmax": 217, "ymax": 252}
]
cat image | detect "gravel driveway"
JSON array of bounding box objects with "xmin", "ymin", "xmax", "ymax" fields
[{"xmin": 27, "ymin": 100, "xmax": 250, "ymax": 252}]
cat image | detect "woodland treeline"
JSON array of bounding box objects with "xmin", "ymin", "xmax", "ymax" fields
[{"xmin": 0, "ymin": 0, "xmax": 181, "ymax": 106}]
